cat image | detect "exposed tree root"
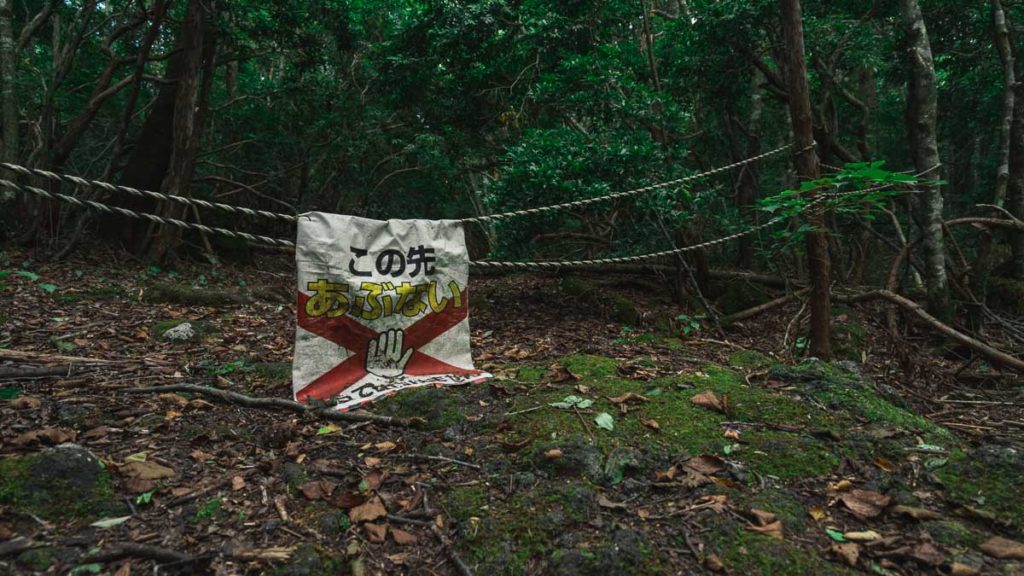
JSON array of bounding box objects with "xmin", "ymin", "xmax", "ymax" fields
[
  {"xmin": 119, "ymin": 383, "xmax": 425, "ymax": 427},
  {"xmin": 835, "ymin": 289, "xmax": 1024, "ymax": 372}
]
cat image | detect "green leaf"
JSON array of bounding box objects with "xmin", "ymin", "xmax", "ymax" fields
[
  {"xmin": 594, "ymin": 412, "xmax": 614, "ymax": 431},
  {"xmin": 358, "ymin": 479, "xmax": 370, "ymax": 491},
  {"xmin": 317, "ymin": 424, "xmax": 342, "ymax": 435},
  {"xmin": 825, "ymin": 528, "xmax": 846, "ymax": 542},
  {"xmin": 70, "ymin": 564, "xmax": 103, "ymax": 575},
  {"xmin": 0, "ymin": 386, "xmax": 22, "ymax": 399},
  {"xmin": 15, "ymin": 270, "xmax": 39, "ymax": 281},
  {"xmin": 38, "ymin": 283, "xmax": 58, "ymax": 293},
  {"xmin": 925, "ymin": 457, "xmax": 948, "ymax": 469},
  {"xmin": 135, "ymin": 491, "xmax": 154, "ymax": 505},
  {"xmin": 90, "ymin": 516, "xmax": 132, "ymax": 529}
]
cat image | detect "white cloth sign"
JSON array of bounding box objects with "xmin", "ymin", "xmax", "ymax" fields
[{"xmin": 293, "ymin": 213, "xmax": 490, "ymax": 411}]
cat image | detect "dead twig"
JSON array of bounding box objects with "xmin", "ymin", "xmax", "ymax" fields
[
  {"xmin": 395, "ymin": 454, "xmax": 482, "ymax": 470},
  {"xmin": 83, "ymin": 542, "xmax": 192, "ymax": 564},
  {"xmin": 118, "ymin": 383, "xmax": 425, "ymax": 427}
]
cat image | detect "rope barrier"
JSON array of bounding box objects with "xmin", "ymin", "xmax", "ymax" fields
[
  {"xmin": 0, "ymin": 179, "xmax": 296, "ymax": 248},
  {"xmin": 0, "ymin": 142, "xmax": 800, "ymax": 226},
  {"xmin": 460, "ymin": 142, "xmax": 804, "ymax": 223},
  {"xmin": 0, "ymin": 162, "xmax": 299, "ymax": 223}
]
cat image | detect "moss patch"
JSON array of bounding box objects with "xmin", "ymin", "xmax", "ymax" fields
[
  {"xmin": 0, "ymin": 452, "xmax": 120, "ymax": 522},
  {"xmin": 374, "ymin": 387, "xmax": 465, "ymax": 430},
  {"xmin": 935, "ymin": 447, "xmax": 1024, "ymax": 528},
  {"xmin": 706, "ymin": 520, "xmax": 857, "ymax": 575}
]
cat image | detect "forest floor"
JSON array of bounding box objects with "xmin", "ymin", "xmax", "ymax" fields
[{"xmin": 1, "ymin": 247, "xmax": 1023, "ymax": 576}]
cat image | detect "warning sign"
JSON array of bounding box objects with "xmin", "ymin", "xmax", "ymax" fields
[{"xmin": 293, "ymin": 213, "xmax": 489, "ymax": 411}]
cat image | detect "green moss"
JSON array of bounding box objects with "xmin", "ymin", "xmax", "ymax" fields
[
  {"xmin": 561, "ymin": 355, "xmax": 618, "ymax": 379},
  {"xmin": 922, "ymin": 520, "xmax": 985, "ymax": 548},
  {"xmin": 0, "ymin": 454, "xmax": 119, "ymax": 521},
  {"xmin": 81, "ymin": 284, "xmax": 127, "ymax": 301},
  {"xmin": 516, "ymin": 366, "xmax": 548, "ymax": 382},
  {"xmin": 935, "ymin": 449, "xmax": 1024, "ymax": 528},
  {"xmin": 374, "ymin": 387, "xmax": 463, "ymax": 430},
  {"xmin": 708, "ymin": 524, "xmax": 856, "ymax": 575},
  {"xmin": 252, "ymin": 362, "xmax": 292, "ymax": 383},
  {"xmin": 729, "ymin": 349, "xmax": 772, "ymax": 370},
  {"xmin": 16, "ymin": 548, "xmax": 55, "ymax": 571},
  {"xmin": 445, "ymin": 485, "xmax": 487, "ymax": 523}
]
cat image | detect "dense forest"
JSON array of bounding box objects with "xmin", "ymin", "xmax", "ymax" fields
[{"xmin": 2, "ymin": 1, "xmax": 1024, "ymax": 575}]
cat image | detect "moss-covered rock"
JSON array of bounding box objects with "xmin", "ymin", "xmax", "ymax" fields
[
  {"xmin": 374, "ymin": 387, "xmax": 463, "ymax": 430},
  {"xmin": 252, "ymin": 362, "xmax": 293, "ymax": 383},
  {"xmin": 935, "ymin": 445, "xmax": 1024, "ymax": 528},
  {"xmin": 0, "ymin": 444, "xmax": 121, "ymax": 521}
]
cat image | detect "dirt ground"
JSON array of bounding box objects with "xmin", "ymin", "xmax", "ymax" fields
[{"xmin": 1, "ymin": 246, "xmax": 1023, "ymax": 575}]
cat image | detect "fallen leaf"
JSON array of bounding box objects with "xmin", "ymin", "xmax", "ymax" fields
[
  {"xmin": 825, "ymin": 528, "xmax": 847, "ymax": 542},
  {"xmin": 704, "ymin": 553, "xmax": 725, "ymax": 572},
  {"xmin": 119, "ymin": 461, "xmax": 175, "ymax": 480},
  {"xmin": 749, "ymin": 509, "xmax": 776, "ymax": 526},
  {"xmin": 123, "ymin": 478, "xmax": 155, "ymax": 494},
  {"xmin": 10, "ymin": 396, "xmax": 41, "ymax": 410},
  {"xmin": 636, "ymin": 508, "xmax": 650, "ymax": 519},
  {"xmin": 164, "ymin": 410, "xmax": 183, "ymax": 421},
  {"xmin": 349, "ymin": 496, "xmax": 387, "ymax": 523},
  {"xmin": 548, "ymin": 364, "xmax": 578, "ymax": 382},
  {"xmin": 362, "ymin": 470, "xmax": 383, "ymax": 491},
  {"xmin": 113, "ymin": 562, "xmax": 131, "ymax": 576},
  {"xmin": 157, "ymin": 393, "xmax": 189, "ymax": 407},
  {"xmin": 690, "ymin": 390, "xmax": 724, "ymax": 413},
  {"xmin": 231, "ymin": 476, "xmax": 246, "ymax": 491},
  {"xmin": 300, "ymin": 480, "xmax": 337, "ymax": 501},
  {"xmin": 364, "ymin": 457, "xmax": 382, "ymax": 468},
  {"xmin": 700, "ymin": 494, "xmax": 729, "ymax": 513},
  {"xmin": 544, "ymin": 449, "xmax": 563, "ymax": 460},
  {"xmin": 317, "ymin": 424, "xmax": 342, "ymax": 436},
  {"xmin": 332, "ymin": 492, "xmax": 366, "ymax": 509},
  {"xmin": 641, "ymin": 419, "xmax": 660, "ymax": 432},
  {"xmin": 980, "ymin": 536, "xmax": 1024, "ymax": 559},
  {"xmin": 391, "ymin": 528, "xmax": 418, "ymax": 545},
  {"xmin": 723, "ymin": 428, "xmax": 741, "ymax": 440},
  {"xmin": 90, "ymin": 516, "xmax": 132, "ymax": 529},
  {"xmin": 844, "ymin": 530, "xmax": 881, "ymax": 542},
  {"xmin": 607, "ymin": 392, "xmax": 649, "ymax": 404},
  {"xmin": 746, "ymin": 520, "xmax": 783, "ymax": 540},
  {"xmin": 655, "ymin": 466, "xmax": 678, "ymax": 482},
  {"xmin": 827, "ymin": 479, "xmax": 854, "ymax": 495},
  {"xmin": 374, "ymin": 441, "xmax": 397, "ymax": 452},
  {"xmin": 946, "ymin": 562, "xmax": 980, "ymax": 575},
  {"xmin": 364, "ymin": 522, "xmax": 387, "ymax": 543},
  {"xmin": 808, "ymin": 507, "xmax": 827, "ymax": 521},
  {"xmin": 125, "ymin": 452, "xmax": 148, "ymax": 463},
  {"xmin": 838, "ymin": 489, "xmax": 891, "ymax": 519},
  {"xmin": 594, "ymin": 412, "xmax": 614, "ymax": 431},
  {"xmin": 830, "ymin": 543, "xmax": 860, "ymax": 566},
  {"xmin": 874, "ymin": 456, "xmax": 895, "ymax": 472},
  {"xmin": 597, "ymin": 494, "xmax": 628, "ymax": 510},
  {"xmin": 890, "ymin": 505, "xmax": 942, "ymax": 521},
  {"xmin": 12, "ymin": 428, "xmax": 75, "ymax": 448},
  {"xmin": 684, "ymin": 455, "xmax": 726, "ymax": 475},
  {"xmin": 907, "ymin": 541, "xmax": 945, "ymax": 566}
]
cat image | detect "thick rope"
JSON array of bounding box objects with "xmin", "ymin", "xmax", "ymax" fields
[
  {"xmin": 0, "ymin": 179, "xmax": 296, "ymax": 248},
  {"xmin": 0, "ymin": 162, "xmax": 299, "ymax": 223},
  {"xmin": 462, "ymin": 142, "xmax": 804, "ymax": 223},
  {"xmin": 469, "ymin": 183, "xmax": 902, "ymax": 270}
]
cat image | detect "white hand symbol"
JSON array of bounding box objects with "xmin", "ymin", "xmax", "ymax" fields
[{"xmin": 365, "ymin": 329, "xmax": 413, "ymax": 378}]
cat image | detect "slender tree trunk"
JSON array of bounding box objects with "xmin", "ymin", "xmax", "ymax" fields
[
  {"xmin": 780, "ymin": 0, "xmax": 831, "ymax": 359},
  {"xmin": 900, "ymin": 0, "xmax": 950, "ymax": 316},
  {"xmin": 0, "ymin": 0, "xmax": 17, "ymax": 166},
  {"xmin": 992, "ymin": 0, "xmax": 1014, "ymax": 208},
  {"xmin": 736, "ymin": 71, "xmax": 763, "ymax": 269}
]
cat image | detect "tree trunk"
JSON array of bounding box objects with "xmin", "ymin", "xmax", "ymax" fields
[
  {"xmin": 0, "ymin": 0, "xmax": 16, "ymax": 167},
  {"xmin": 900, "ymin": 0, "xmax": 950, "ymax": 317},
  {"xmin": 780, "ymin": 0, "xmax": 831, "ymax": 359},
  {"xmin": 736, "ymin": 70, "xmax": 764, "ymax": 269},
  {"xmin": 993, "ymin": 0, "xmax": 1014, "ymax": 208}
]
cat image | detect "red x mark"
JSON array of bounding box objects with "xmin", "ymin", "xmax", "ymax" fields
[{"xmin": 295, "ymin": 291, "xmax": 482, "ymax": 402}]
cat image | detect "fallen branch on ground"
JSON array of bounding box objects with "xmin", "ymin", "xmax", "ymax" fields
[
  {"xmin": 83, "ymin": 542, "xmax": 193, "ymax": 564},
  {"xmin": 720, "ymin": 289, "xmax": 809, "ymax": 325},
  {"xmin": 835, "ymin": 289, "xmax": 1024, "ymax": 373},
  {"xmin": 119, "ymin": 383, "xmax": 425, "ymax": 427},
  {"xmin": 0, "ymin": 364, "xmax": 82, "ymax": 379},
  {"xmin": 0, "ymin": 349, "xmax": 124, "ymax": 365}
]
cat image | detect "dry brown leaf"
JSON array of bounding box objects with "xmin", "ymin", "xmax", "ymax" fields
[
  {"xmin": 684, "ymin": 455, "xmax": 726, "ymax": 475},
  {"xmin": 12, "ymin": 428, "xmax": 75, "ymax": 448},
  {"xmin": 655, "ymin": 465, "xmax": 678, "ymax": 482},
  {"xmin": 364, "ymin": 522, "xmax": 387, "ymax": 543},
  {"xmin": 704, "ymin": 553, "xmax": 725, "ymax": 573},
  {"xmin": 157, "ymin": 393, "xmax": 189, "ymax": 407},
  {"xmin": 874, "ymin": 456, "xmax": 895, "ymax": 472},
  {"xmin": 827, "ymin": 479, "xmax": 854, "ymax": 495},
  {"xmin": 746, "ymin": 520, "xmax": 783, "ymax": 540},
  {"xmin": 838, "ymin": 489, "xmax": 891, "ymax": 519},
  {"xmin": 113, "ymin": 563, "xmax": 131, "ymax": 576},
  {"xmin": 946, "ymin": 562, "xmax": 980, "ymax": 575},
  {"xmin": 907, "ymin": 541, "xmax": 945, "ymax": 566},
  {"xmin": 808, "ymin": 506, "xmax": 827, "ymax": 521},
  {"xmin": 374, "ymin": 441, "xmax": 397, "ymax": 452},
  {"xmin": 640, "ymin": 419, "xmax": 660, "ymax": 432},
  {"xmin": 700, "ymin": 494, "xmax": 729, "ymax": 513},
  {"xmin": 891, "ymin": 505, "xmax": 942, "ymax": 521},
  {"xmin": 350, "ymin": 496, "xmax": 387, "ymax": 523},
  {"xmin": 596, "ymin": 494, "xmax": 628, "ymax": 510},
  {"xmin": 164, "ymin": 410, "xmax": 183, "ymax": 421},
  {"xmin": 391, "ymin": 528, "xmax": 418, "ymax": 545},
  {"xmin": 119, "ymin": 460, "xmax": 175, "ymax": 480},
  {"xmin": 843, "ymin": 530, "xmax": 881, "ymax": 542},
  {"xmin": 544, "ymin": 449, "xmax": 563, "ymax": 460},
  {"xmin": 749, "ymin": 509, "xmax": 776, "ymax": 526},
  {"xmin": 122, "ymin": 478, "xmax": 155, "ymax": 494},
  {"xmin": 333, "ymin": 492, "xmax": 366, "ymax": 510},
  {"xmin": 690, "ymin": 390, "xmax": 724, "ymax": 413},
  {"xmin": 980, "ymin": 536, "xmax": 1024, "ymax": 559},
  {"xmin": 607, "ymin": 392, "xmax": 649, "ymax": 404},
  {"xmin": 300, "ymin": 480, "xmax": 337, "ymax": 501},
  {"xmin": 10, "ymin": 396, "xmax": 41, "ymax": 410},
  {"xmin": 230, "ymin": 476, "xmax": 246, "ymax": 491},
  {"xmin": 548, "ymin": 364, "xmax": 578, "ymax": 383},
  {"xmin": 364, "ymin": 457, "xmax": 382, "ymax": 468},
  {"xmin": 723, "ymin": 428, "xmax": 741, "ymax": 440},
  {"xmin": 830, "ymin": 543, "xmax": 860, "ymax": 567}
]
